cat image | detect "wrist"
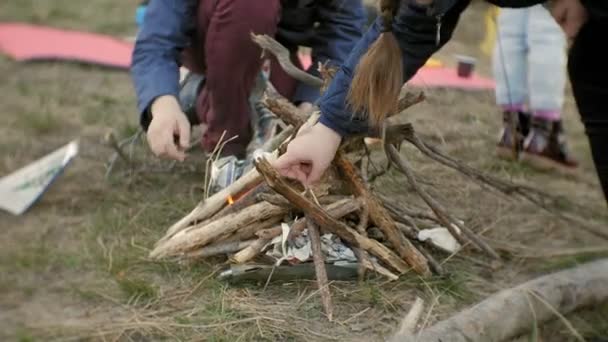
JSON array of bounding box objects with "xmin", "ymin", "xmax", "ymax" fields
[
  {"xmin": 315, "ymin": 122, "xmax": 342, "ymax": 146},
  {"xmin": 151, "ymin": 95, "xmax": 181, "ymax": 117}
]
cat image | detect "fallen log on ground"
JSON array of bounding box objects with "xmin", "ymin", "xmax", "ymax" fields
[{"xmin": 390, "ymin": 258, "xmax": 608, "ymax": 342}]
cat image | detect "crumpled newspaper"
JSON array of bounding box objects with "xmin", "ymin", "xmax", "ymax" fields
[{"xmin": 266, "ymin": 221, "xmax": 357, "ymax": 265}]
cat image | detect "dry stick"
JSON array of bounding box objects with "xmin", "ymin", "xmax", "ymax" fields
[
  {"xmin": 212, "ymin": 184, "xmax": 270, "ymax": 220},
  {"xmin": 355, "ymin": 203, "xmax": 371, "ymax": 281},
  {"xmin": 104, "ymin": 131, "xmax": 133, "ymax": 168},
  {"xmin": 185, "ymin": 239, "xmax": 256, "ymax": 259},
  {"xmin": 307, "ymin": 218, "xmax": 334, "ymax": 321},
  {"xmin": 252, "ymin": 32, "xmax": 425, "ymax": 118},
  {"xmin": 254, "ymin": 157, "xmax": 410, "ymax": 274},
  {"xmin": 255, "ymin": 198, "xmax": 361, "ymax": 240},
  {"xmin": 379, "ymin": 194, "xmax": 440, "ymax": 223},
  {"xmin": 257, "ymin": 193, "xmax": 291, "ymax": 207},
  {"xmin": 403, "ymin": 127, "xmax": 608, "ymax": 240},
  {"xmin": 392, "ymin": 258, "xmax": 608, "ymax": 342},
  {"xmin": 252, "ymin": 33, "xmax": 324, "ymax": 88},
  {"xmin": 386, "ymin": 144, "xmax": 501, "ymax": 260},
  {"xmin": 218, "ymin": 216, "xmax": 283, "ymax": 244},
  {"xmin": 335, "ymin": 152, "xmax": 431, "ymax": 276},
  {"xmin": 395, "ymin": 222, "xmax": 444, "ymax": 275},
  {"xmin": 317, "ymin": 195, "xmax": 352, "ymax": 205},
  {"xmin": 394, "ymin": 297, "xmax": 425, "ymax": 338},
  {"xmin": 264, "ymin": 97, "xmax": 307, "ymax": 128},
  {"xmin": 150, "ymin": 201, "xmax": 288, "ymax": 259}
]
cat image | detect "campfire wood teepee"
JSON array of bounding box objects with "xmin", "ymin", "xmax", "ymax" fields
[{"xmin": 149, "ymin": 34, "xmax": 603, "ymax": 320}]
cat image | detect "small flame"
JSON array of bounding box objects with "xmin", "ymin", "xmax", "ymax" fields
[{"xmin": 227, "ymin": 195, "xmax": 234, "ymax": 205}]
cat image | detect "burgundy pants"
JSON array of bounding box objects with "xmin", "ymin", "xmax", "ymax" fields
[{"xmin": 185, "ymin": 0, "xmax": 301, "ymax": 158}]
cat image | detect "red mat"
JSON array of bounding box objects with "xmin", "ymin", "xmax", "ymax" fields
[
  {"xmin": 1, "ymin": 22, "xmax": 494, "ymax": 90},
  {"xmin": 408, "ymin": 66, "xmax": 495, "ymax": 90},
  {"xmin": 0, "ymin": 23, "xmax": 132, "ymax": 69},
  {"xmin": 298, "ymin": 53, "xmax": 494, "ymax": 90}
]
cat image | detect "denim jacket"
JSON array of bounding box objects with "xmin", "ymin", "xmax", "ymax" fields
[{"xmin": 130, "ymin": 0, "xmax": 366, "ymax": 122}]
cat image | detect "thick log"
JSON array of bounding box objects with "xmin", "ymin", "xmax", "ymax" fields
[
  {"xmin": 307, "ymin": 218, "xmax": 334, "ymax": 321},
  {"xmin": 185, "ymin": 239, "xmax": 256, "ymax": 259},
  {"xmin": 254, "ymin": 157, "xmax": 409, "ymax": 274},
  {"xmin": 230, "ymin": 238, "xmax": 271, "ymax": 264},
  {"xmin": 335, "ymin": 152, "xmax": 431, "ymax": 276},
  {"xmin": 150, "ymin": 201, "xmax": 288, "ymax": 259},
  {"xmin": 392, "ymin": 259, "xmax": 608, "ymax": 342}
]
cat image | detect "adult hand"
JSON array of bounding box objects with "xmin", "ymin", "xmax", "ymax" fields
[
  {"xmin": 551, "ymin": 0, "xmax": 588, "ymax": 39},
  {"xmin": 147, "ymin": 95, "xmax": 191, "ymax": 161},
  {"xmin": 273, "ymin": 123, "xmax": 341, "ymax": 186}
]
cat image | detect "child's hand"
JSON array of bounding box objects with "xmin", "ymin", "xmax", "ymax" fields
[
  {"xmin": 273, "ymin": 123, "xmax": 341, "ymax": 186},
  {"xmin": 147, "ymin": 95, "xmax": 191, "ymax": 161}
]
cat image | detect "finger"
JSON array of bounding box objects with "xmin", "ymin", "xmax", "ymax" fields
[
  {"xmin": 176, "ymin": 116, "xmax": 191, "ymax": 149},
  {"xmin": 305, "ymin": 163, "xmax": 326, "ymax": 186},
  {"xmin": 300, "ymin": 163, "xmax": 312, "ymax": 175},
  {"xmin": 273, "ymin": 153, "xmax": 298, "ymax": 171},
  {"xmin": 149, "ymin": 138, "xmax": 165, "ymax": 158},
  {"xmin": 289, "ymin": 165, "xmax": 309, "ymax": 185},
  {"xmin": 283, "ymin": 168, "xmax": 298, "ymax": 180},
  {"xmin": 163, "ymin": 138, "xmax": 186, "ymax": 161}
]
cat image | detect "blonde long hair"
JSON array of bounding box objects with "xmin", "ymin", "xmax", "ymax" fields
[{"xmin": 347, "ymin": 0, "xmax": 402, "ymax": 126}]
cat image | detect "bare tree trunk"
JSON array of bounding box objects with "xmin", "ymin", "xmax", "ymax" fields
[{"xmin": 390, "ymin": 259, "xmax": 608, "ymax": 342}]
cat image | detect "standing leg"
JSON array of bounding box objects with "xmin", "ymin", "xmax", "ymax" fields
[
  {"xmin": 568, "ymin": 20, "xmax": 608, "ymax": 202},
  {"xmin": 520, "ymin": 4, "xmax": 577, "ymax": 171},
  {"xmin": 492, "ymin": 8, "xmax": 530, "ymax": 158},
  {"xmin": 194, "ymin": 0, "xmax": 281, "ymax": 159}
]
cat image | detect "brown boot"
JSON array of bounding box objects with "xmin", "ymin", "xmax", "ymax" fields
[
  {"xmin": 521, "ymin": 118, "xmax": 579, "ymax": 173},
  {"xmin": 496, "ymin": 111, "xmax": 530, "ymax": 160}
]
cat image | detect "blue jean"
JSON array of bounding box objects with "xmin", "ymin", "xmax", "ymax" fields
[{"xmin": 492, "ymin": 5, "xmax": 566, "ymax": 114}]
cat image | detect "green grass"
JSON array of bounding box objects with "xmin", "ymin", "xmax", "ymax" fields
[
  {"xmin": 540, "ymin": 252, "xmax": 608, "ymax": 274},
  {"xmin": 115, "ymin": 275, "xmax": 158, "ymax": 302},
  {"xmin": 0, "ymin": 0, "xmax": 137, "ymax": 35},
  {"xmin": 16, "ymin": 110, "xmax": 62, "ymax": 135}
]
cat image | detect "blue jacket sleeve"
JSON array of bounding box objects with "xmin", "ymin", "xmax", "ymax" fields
[
  {"xmin": 130, "ymin": 0, "xmax": 196, "ymax": 127},
  {"xmin": 318, "ymin": 0, "xmax": 470, "ymax": 136},
  {"xmin": 292, "ymin": 0, "xmax": 366, "ymax": 105}
]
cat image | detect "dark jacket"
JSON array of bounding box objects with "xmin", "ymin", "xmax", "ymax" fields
[
  {"xmin": 130, "ymin": 0, "xmax": 366, "ymax": 119},
  {"xmin": 318, "ymin": 0, "xmax": 546, "ymax": 136}
]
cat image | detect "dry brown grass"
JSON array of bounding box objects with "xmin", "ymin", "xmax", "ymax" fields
[{"xmin": 1, "ymin": 1, "xmax": 607, "ymax": 341}]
